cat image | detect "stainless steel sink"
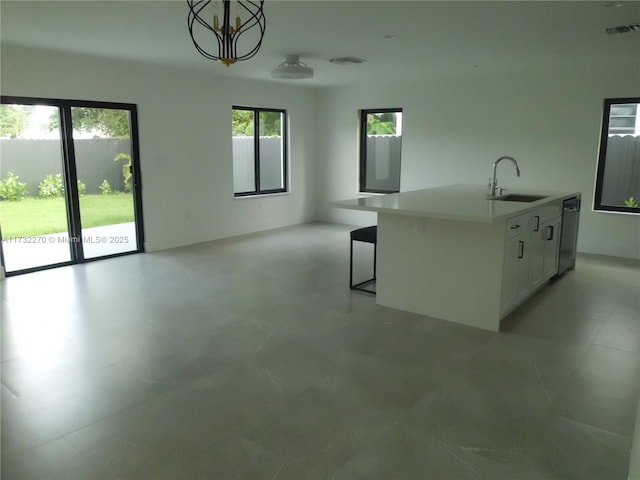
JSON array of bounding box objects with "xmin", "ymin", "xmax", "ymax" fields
[{"xmin": 495, "ymin": 194, "xmax": 548, "ymax": 203}]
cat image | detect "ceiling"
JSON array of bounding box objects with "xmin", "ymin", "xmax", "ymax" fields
[{"xmin": 2, "ymin": 0, "xmax": 639, "ymax": 87}]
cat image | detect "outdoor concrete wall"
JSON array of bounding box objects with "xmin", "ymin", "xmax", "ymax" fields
[
  {"xmin": 1, "ymin": 45, "xmax": 317, "ymax": 252},
  {"xmin": 232, "ymin": 136, "xmax": 283, "ymax": 193},
  {"xmin": 1, "ymin": 136, "xmax": 288, "ymax": 198},
  {"xmin": 602, "ymin": 135, "xmax": 640, "ymax": 207},
  {"xmin": 315, "ymin": 64, "xmax": 640, "ymax": 260},
  {"xmin": 365, "ymin": 135, "xmax": 402, "ymax": 192},
  {"xmin": 0, "ymin": 139, "xmax": 129, "ymax": 195}
]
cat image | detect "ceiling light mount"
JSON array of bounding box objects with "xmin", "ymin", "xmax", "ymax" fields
[
  {"xmin": 187, "ymin": 0, "xmax": 266, "ymax": 66},
  {"xmin": 271, "ymin": 55, "xmax": 314, "ymax": 80}
]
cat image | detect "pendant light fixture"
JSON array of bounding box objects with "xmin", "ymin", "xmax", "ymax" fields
[{"xmin": 187, "ymin": 0, "xmax": 266, "ymax": 66}]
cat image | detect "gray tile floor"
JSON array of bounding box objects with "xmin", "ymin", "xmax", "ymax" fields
[{"xmin": 1, "ymin": 222, "xmax": 639, "ymax": 480}]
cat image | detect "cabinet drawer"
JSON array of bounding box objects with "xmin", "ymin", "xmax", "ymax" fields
[{"xmin": 505, "ymin": 213, "xmax": 529, "ymax": 238}]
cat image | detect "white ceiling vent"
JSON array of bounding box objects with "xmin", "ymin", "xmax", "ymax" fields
[
  {"xmin": 329, "ymin": 56, "xmax": 366, "ymax": 65},
  {"xmin": 271, "ymin": 55, "xmax": 314, "ymax": 80},
  {"xmin": 605, "ymin": 23, "xmax": 640, "ymax": 34}
]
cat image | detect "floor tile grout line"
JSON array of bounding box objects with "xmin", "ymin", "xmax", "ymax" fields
[
  {"xmin": 588, "ymin": 342, "xmax": 640, "ymax": 357},
  {"xmin": 556, "ymin": 413, "xmax": 636, "ymax": 447},
  {"xmin": 3, "ymin": 376, "xmax": 180, "ymax": 462},
  {"xmin": 1, "ymin": 381, "xmax": 19, "ymax": 399},
  {"xmin": 592, "ymin": 340, "xmax": 640, "ymax": 355}
]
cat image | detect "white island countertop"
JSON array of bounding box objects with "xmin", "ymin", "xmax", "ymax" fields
[{"xmin": 333, "ymin": 184, "xmax": 580, "ymax": 223}]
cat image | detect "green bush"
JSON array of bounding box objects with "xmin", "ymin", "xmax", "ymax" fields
[
  {"xmin": 39, "ymin": 174, "xmax": 65, "ymax": 198},
  {"xmin": 0, "ymin": 170, "xmax": 28, "ymax": 201},
  {"xmin": 38, "ymin": 174, "xmax": 87, "ymax": 197},
  {"xmin": 114, "ymin": 153, "xmax": 132, "ymax": 192},
  {"xmin": 99, "ymin": 179, "xmax": 113, "ymax": 195},
  {"xmin": 624, "ymin": 196, "xmax": 639, "ymax": 208}
]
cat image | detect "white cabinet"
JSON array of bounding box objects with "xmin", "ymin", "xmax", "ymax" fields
[
  {"xmin": 502, "ymin": 213, "xmax": 531, "ymax": 313},
  {"xmin": 531, "ymin": 204, "xmax": 562, "ymax": 287},
  {"xmin": 541, "ymin": 217, "xmax": 561, "ymax": 279},
  {"xmin": 501, "ymin": 203, "xmax": 562, "ymax": 317}
]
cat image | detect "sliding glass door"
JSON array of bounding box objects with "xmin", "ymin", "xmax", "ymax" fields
[
  {"xmin": 71, "ymin": 107, "xmax": 138, "ymax": 259},
  {"xmin": 0, "ymin": 104, "xmax": 72, "ymax": 271},
  {"xmin": 0, "ymin": 97, "xmax": 144, "ymax": 276}
]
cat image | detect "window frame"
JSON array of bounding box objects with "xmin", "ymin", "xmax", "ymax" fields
[
  {"xmin": 232, "ymin": 106, "xmax": 288, "ymax": 197},
  {"xmin": 359, "ymin": 108, "xmax": 403, "ymax": 194},
  {"xmin": 593, "ymin": 97, "xmax": 640, "ymax": 215}
]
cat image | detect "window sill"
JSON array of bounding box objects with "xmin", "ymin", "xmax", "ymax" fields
[
  {"xmin": 592, "ymin": 207, "xmax": 640, "ymax": 216},
  {"xmin": 358, "ymin": 191, "xmax": 396, "ymax": 196},
  {"xmin": 234, "ymin": 191, "xmax": 290, "ymax": 199}
]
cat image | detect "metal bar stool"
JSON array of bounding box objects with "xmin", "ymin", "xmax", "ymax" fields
[{"xmin": 350, "ymin": 226, "xmax": 377, "ymax": 294}]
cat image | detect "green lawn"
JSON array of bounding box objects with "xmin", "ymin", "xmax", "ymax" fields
[{"xmin": 0, "ymin": 193, "xmax": 134, "ymax": 238}]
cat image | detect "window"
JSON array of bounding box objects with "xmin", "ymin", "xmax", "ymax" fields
[
  {"xmin": 594, "ymin": 98, "xmax": 640, "ymax": 214},
  {"xmin": 232, "ymin": 107, "xmax": 287, "ymax": 196},
  {"xmin": 359, "ymin": 108, "xmax": 403, "ymax": 193}
]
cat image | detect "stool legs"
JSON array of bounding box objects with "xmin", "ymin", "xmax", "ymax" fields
[
  {"xmin": 373, "ymin": 242, "xmax": 377, "ymax": 280},
  {"xmin": 349, "ymin": 238, "xmax": 354, "ymax": 289},
  {"xmin": 350, "ymin": 238, "xmax": 376, "ymax": 294}
]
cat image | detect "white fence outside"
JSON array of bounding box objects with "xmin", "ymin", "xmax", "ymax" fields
[
  {"xmin": 0, "ymin": 138, "xmax": 130, "ymax": 195},
  {"xmin": 232, "ymin": 135, "xmax": 402, "ymax": 194},
  {"xmin": 233, "ymin": 136, "xmax": 284, "ymax": 193},
  {"xmin": 602, "ymin": 135, "xmax": 640, "ymax": 206},
  {"xmin": 364, "ymin": 135, "xmax": 402, "ymax": 191}
]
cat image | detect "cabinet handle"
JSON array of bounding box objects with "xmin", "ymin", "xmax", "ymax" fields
[
  {"xmin": 517, "ymin": 240, "xmax": 524, "ymax": 259},
  {"xmin": 510, "ymin": 224, "xmax": 520, "ymax": 230},
  {"xmin": 533, "ymin": 216, "xmax": 540, "ymax": 232},
  {"xmin": 546, "ymin": 225, "xmax": 554, "ymax": 241}
]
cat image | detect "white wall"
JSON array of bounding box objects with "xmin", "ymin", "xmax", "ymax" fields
[
  {"xmin": 1, "ymin": 46, "xmax": 317, "ymax": 251},
  {"xmin": 316, "ymin": 65, "xmax": 640, "ymax": 260},
  {"xmin": 3, "ymin": 45, "xmax": 639, "ymax": 260},
  {"xmin": 631, "ymin": 393, "xmax": 640, "ymax": 480}
]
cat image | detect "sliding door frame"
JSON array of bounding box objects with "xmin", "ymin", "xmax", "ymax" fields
[{"xmin": 0, "ymin": 95, "xmax": 145, "ymax": 276}]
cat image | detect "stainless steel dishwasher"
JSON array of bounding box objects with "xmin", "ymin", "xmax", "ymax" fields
[{"xmin": 558, "ymin": 196, "xmax": 580, "ymax": 274}]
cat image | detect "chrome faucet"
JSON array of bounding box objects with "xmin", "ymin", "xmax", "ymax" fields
[{"xmin": 489, "ymin": 156, "xmax": 521, "ymax": 198}]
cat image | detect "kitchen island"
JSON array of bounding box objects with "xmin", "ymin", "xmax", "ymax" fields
[{"xmin": 334, "ymin": 184, "xmax": 580, "ymax": 331}]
